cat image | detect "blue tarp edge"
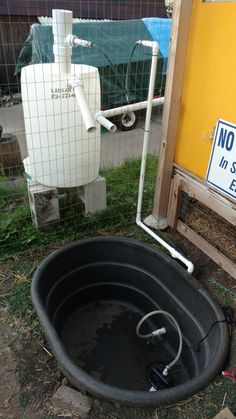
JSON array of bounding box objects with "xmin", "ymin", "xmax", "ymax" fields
[{"xmin": 142, "ymin": 17, "xmax": 172, "ymax": 74}]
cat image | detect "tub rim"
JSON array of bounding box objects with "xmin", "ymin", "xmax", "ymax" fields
[{"xmin": 31, "ymin": 236, "xmax": 229, "ymax": 406}]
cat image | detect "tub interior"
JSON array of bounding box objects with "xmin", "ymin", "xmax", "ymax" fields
[
  {"xmin": 48, "ymin": 263, "xmax": 202, "ymax": 392},
  {"xmin": 60, "ymin": 299, "xmax": 192, "ymax": 391}
]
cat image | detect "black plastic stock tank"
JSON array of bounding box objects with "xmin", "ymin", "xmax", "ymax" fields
[{"xmin": 31, "ymin": 237, "xmax": 229, "ymax": 406}]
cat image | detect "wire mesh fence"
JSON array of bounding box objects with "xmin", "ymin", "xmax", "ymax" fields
[{"xmin": 0, "ymin": 0, "xmax": 171, "ymax": 254}]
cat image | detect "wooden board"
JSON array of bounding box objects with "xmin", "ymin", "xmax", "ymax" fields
[
  {"xmin": 167, "ymin": 173, "xmax": 183, "ymax": 228},
  {"xmin": 0, "ymin": 134, "xmax": 22, "ymax": 172},
  {"xmin": 152, "ymin": 0, "xmax": 193, "ymax": 224},
  {"xmin": 173, "ymin": 166, "xmax": 236, "ymax": 226},
  {"xmin": 177, "ymin": 220, "xmax": 236, "ymax": 280},
  {"xmin": 0, "ymin": 15, "xmax": 35, "ymax": 91}
]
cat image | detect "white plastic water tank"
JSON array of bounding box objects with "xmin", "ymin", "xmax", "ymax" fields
[{"xmin": 21, "ymin": 63, "xmax": 101, "ymax": 188}]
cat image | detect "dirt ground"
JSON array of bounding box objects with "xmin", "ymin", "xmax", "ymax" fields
[{"xmin": 0, "ymin": 229, "xmax": 236, "ymax": 419}]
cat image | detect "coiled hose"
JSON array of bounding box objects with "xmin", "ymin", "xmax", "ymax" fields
[{"xmin": 136, "ymin": 310, "xmax": 183, "ymax": 376}]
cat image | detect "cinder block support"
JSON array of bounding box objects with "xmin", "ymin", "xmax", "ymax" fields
[
  {"xmin": 79, "ymin": 175, "xmax": 107, "ymax": 215},
  {"xmin": 27, "ymin": 181, "xmax": 60, "ymax": 228}
]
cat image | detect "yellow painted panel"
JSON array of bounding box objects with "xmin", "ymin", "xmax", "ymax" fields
[{"xmin": 175, "ymin": 0, "xmax": 236, "ymax": 179}]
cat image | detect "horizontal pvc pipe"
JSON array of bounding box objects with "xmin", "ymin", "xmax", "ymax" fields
[
  {"xmin": 96, "ymin": 114, "xmax": 117, "ymax": 132},
  {"xmin": 136, "ymin": 220, "xmax": 194, "ymax": 274},
  {"xmin": 70, "ymin": 80, "xmax": 96, "ymax": 133},
  {"xmin": 99, "ymin": 97, "xmax": 164, "ymax": 119}
]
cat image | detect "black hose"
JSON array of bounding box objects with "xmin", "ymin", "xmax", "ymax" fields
[
  {"xmin": 125, "ymin": 42, "xmax": 139, "ymax": 101},
  {"xmin": 93, "ymin": 43, "xmax": 130, "ymax": 102}
]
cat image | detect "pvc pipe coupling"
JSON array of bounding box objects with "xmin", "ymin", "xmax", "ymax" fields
[
  {"xmin": 66, "ymin": 34, "xmax": 93, "ymax": 48},
  {"xmin": 152, "ymin": 327, "xmax": 166, "ymax": 337}
]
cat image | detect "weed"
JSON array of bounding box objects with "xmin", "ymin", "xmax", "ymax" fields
[
  {"xmin": 19, "ymin": 391, "xmax": 29, "ymax": 408},
  {"xmin": 0, "ymin": 174, "xmax": 7, "ymax": 182},
  {"xmin": 207, "ymin": 278, "xmax": 235, "ymax": 305},
  {"xmin": 7, "ymin": 282, "xmax": 32, "ymax": 317},
  {"xmin": 18, "ymin": 369, "xmax": 34, "ymax": 386}
]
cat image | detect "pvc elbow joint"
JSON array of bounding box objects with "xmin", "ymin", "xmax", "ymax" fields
[
  {"xmin": 162, "ymin": 367, "xmax": 169, "ymax": 377},
  {"xmin": 137, "ymin": 40, "xmax": 159, "ymax": 55},
  {"xmin": 170, "ymin": 249, "xmax": 194, "ymax": 274}
]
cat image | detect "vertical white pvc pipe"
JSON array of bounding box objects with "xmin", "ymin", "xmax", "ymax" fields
[
  {"xmin": 52, "ymin": 9, "xmax": 73, "ymax": 74},
  {"xmin": 136, "ymin": 41, "xmax": 159, "ymax": 222},
  {"xmin": 135, "ymin": 41, "xmax": 194, "ymax": 274}
]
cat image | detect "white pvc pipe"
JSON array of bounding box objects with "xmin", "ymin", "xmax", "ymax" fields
[
  {"xmin": 136, "ymin": 220, "xmax": 194, "ymax": 273},
  {"xmin": 96, "ymin": 97, "xmax": 164, "ymax": 120},
  {"xmin": 52, "ymin": 9, "xmax": 73, "ymax": 74},
  {"xmin": 52, "ymin": 10, "xmax": 92, "ymax": 74},
  {"xmin": 134, "ymin": 40, "xmax": 194, "ymax": 274},
  {"xmin": 70, "ymin": 80, "xmax": 96, "ymax": 133},
  {"xmin": 96, "ymin": 114, "xmax": 117, "ymax": 132}
]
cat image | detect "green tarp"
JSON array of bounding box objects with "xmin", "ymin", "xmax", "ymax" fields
[{"xmin": 16, "ymin": 20, "xmax": 165, "ymax": 109}]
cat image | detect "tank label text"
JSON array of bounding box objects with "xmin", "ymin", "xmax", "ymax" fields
[{"xmin": 51, "ymin": 87, "xmax": 75, "ymax": 99}]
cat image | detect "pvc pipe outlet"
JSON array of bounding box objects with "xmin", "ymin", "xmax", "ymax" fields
[
  {"xmin": 70, "ymin": 80, "xmax": 96, "ymax": 133},
  {"xmin": 66, "ymin": 34, "xmax": 93, "ymax": 48},
  {"xmin": 96, "ymin": 114, "xmax": 117, "ymax": 132}
]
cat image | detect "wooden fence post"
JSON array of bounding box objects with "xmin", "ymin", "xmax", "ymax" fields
[{"xmin": 150, "ymin": 0, "xmax": 193, "ymax": 228}]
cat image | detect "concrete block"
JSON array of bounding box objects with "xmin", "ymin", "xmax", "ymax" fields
[
  {"xmin": 213, "ymin": 407, "xmax": 236, "ymax": 419},
  {"xmin": 27, "ymin": 182, "xmax": 60, "ymax": 228},
  {"xmin": 79, "ymin": 175, "xmax": 106, "ymax": 215},
  {"xmin": 52, "ymin": 385, "xmax": 93, "ymax": 418},
  {"xmin": 143, "ymin": 214, "xmax": 168, "ymax": 230}
]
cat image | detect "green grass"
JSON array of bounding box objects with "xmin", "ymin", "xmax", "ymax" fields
[{"xmin": 0, "ymin": 156, "xmax": 157, "ymax": 258}]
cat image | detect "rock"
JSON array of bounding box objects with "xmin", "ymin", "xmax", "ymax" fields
[
  {"xmin": 55, "ymin": 369, "xmax": 62, "ymax": 379},
  {"xmin": 213, "ymin": 407, "xmax": 236, "ymax": 419},
  {"xmin": 93, "ymin": 398, "xmax": 100, "ymax": 408},
  {"xmin": 52, "ymin": 385, "xmax": 93, "ymax": 418},
  {"xmin": 61, "ymin": 377, "xmax": 68, "ymax": 386},
  {"xmin": 12, "ymin": 93, "xmax": 22, "ymax": 104}
]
